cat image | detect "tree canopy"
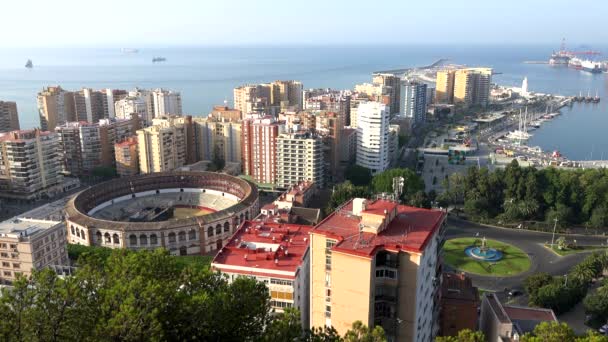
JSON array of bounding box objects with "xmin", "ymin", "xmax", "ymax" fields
[
  {"xmin": 345, "ymin": 165, "xmax": 373, "ymax": 186},
  {"xmin": 0, "ymin": 248, "xmax": 386, "ymax": 342},
  {"xmin": 439, "ymin": 161, "xmax": 608, "ymax": 228}
]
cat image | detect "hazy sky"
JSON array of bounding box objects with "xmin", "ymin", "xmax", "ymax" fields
[{"xmin": 3, "ymin": 0, "xmax": 606, "ymax": 47}]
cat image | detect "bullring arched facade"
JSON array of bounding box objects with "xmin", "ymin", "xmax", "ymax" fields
[{"xmin": 65, "ymin": 172, "xmax": 259, "ymax": 255}]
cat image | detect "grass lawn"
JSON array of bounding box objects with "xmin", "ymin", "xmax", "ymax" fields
[
  {"xmin": 443, "ymin": 238, "xmax": 531, "ymax": 276},
  {"xmin": 544, "ymin": 244, "xmax": 608, "ymax": 256}
]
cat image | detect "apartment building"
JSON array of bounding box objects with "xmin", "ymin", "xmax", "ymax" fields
[
  {"xmin": 310, "ymin": 198, "xmax": 447, "ymax": 342},
  {"xmin": 400, "ymin": 80, "xmax": 428, "ymax": 126},
  {"xmin": 37, "ymin": 86, "xmax": 76, "ymax": 131},
  {"xmin": 435, "ymin": 68, "xmax": 492, "ymax": 107},
  {"xmin": 372, "ymin": 74, "xmax": 401, "ymax": 116},
  {"xmin": 241, "ymin": 115, "xmax": 285, "ymax": 184},
  {"xmin": 73, "ymin": 88, "xmax": 127, "ymax": 123},
  {"xmin": 276, "ymin": 131, "xmax": 324, "ymax": 188},
  {"xmin": 193, "ymin": 116, "xmax": 242, "ymax": 164},
  {"xmin": 0, "ymin": 101, "xmax": 20, "ymax": 133},
  {"xmin": 137, "ymin": 119, "xmax": 187, "ymax": 173},
  {"xmin": 234, "ymin": 80, "xmax": 303, "ymax": 115},
  {"xmin": 0, "ymin": 129, "xmax": 64, "ymax": 201},
  {"xmin": 152, "ymin": 89, "xmax": 183, "ymax": 117},
  {"xmin": 435, "ymin": 70, "xmax": 456, "ymax": 104},
  {"xmin": 356, "ymin": 102, "xmax": 390, "ymax": 174},
  {"xmin": 55, "ymin": 117, "xmax": 140, "ymax": 176},
  {"xmin": 454, "ymin": 68, "xmax": 492, "ymax": 107},
  {"xmin": 115, "ymin": 96, "xmax": 148, "ymax": 122},
  {"xmin": 211, "ymin": 220, "xmax": 312, "ymax": 328},
  {"xmin": 0, "ymin": 217, "xmax": 68, "ymax": 285},
  {"xmin": 115, "ymin": 137, "xmax": 139, "ymax": 177}
]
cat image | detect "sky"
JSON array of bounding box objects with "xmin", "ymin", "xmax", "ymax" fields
[{"xmin": 2, "ymin": 0, "xmax": 607, "ymax": 47}]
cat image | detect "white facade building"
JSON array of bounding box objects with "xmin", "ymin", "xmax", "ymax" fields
[
  {"xmin": 356, "ymin": 102, "xmax": 390, "ymax": 174},
  {"xmin": 152, "ymin": 89, "xmax": 183, "ymax": 117},
  {"xmin": 115, "ymin": 96, "xmax": 148, "ymax": 123}
]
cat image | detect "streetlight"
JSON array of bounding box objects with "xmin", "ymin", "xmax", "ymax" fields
[
  {"xmin": 564, "ymin": 274, "xmax": 568, "ymax": 287},
  {"xmin": 550, "ymin": 218, "xmax": 558, "ymax": 249}
]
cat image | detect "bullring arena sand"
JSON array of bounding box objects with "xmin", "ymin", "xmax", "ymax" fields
[{"xmin": 172, "ymin": 206, "xmax": 217, "ymax": 219}]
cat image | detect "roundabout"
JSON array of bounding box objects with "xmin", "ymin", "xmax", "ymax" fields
[{"xmin": 443, "ymin": 237, "xmax": 531, "ymax": 276}]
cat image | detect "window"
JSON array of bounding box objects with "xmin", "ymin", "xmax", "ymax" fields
[
  {"xmin": 81, "ymin": 230, "xmax": 86, "ymax": 241},
  {"xmin": 325, "ymin": 254, "xmax": 332, "ymax": 270},
  {"xmin": 325, "ymin": 305, "xmax": 332, "ymax": 318},
  {"xmin": 1, "ymin": 262, "xmax": 8, "ymax": 267},
  {"xmin": 168, "ymin": 232, "xmax": 176, "ymax": 243},
  {"xmin": 215, "ymin": 224, "xmax": 221, "ymax": 235},
  {"xmin": 70, "ymin": 226, "xmax": 75, "ymax": 235},
  {"xmin": 96, "ymin": 231, "xmax": 102, "ymax": 243},
  {"xmin": 113, "ymin": 234, "xmax": 119, "ymax": 244},
  {"xmin": 140, "ymin": 235, "xmax": 148, "ymax": 245},
  {"xmin": 12, "ymin": 263, "xmax": 20, "ymax": 269},
  {"xmin": 270, "ymin": 278, "xmax": 293, "ymax": 286},
  {"xmin": 207, "ymin": 227, "xmax": 214, "ymax": 237},
  {"xmin": 224, "ymin": 222, "xmax": 230, "ymax": 232},
  {"xmin": 150, "ymin": 234, "xmax": 158, "ymax": 245},
  {"xmin": 104, "ymin": 233, "xmax": 111, "ymax": 243},
  {"xmin": 178, "ymin": 231, "xmax": 186, "ymax": 242},
  {"xmin": 129, "ymin": 234, "xmax": 137, "ymax": 246},
  {"xmin": 375, "ymin": 268, "xmax": 396, "ymax": 279},
  {"xmin": 188, "ymin": 230, "xmax": 196, "ymax": 240}
]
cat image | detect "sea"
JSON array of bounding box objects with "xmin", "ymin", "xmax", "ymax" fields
[{"xmin": 0, "ymin": 45, "xmax": 606, "ymax": 161}]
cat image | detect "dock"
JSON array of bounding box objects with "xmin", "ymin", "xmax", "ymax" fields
[{"xmin": 373, "ymin": 58, "xmax": 449, "ymax": 75}]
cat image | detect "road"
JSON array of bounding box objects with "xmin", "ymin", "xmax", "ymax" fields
[{"xmin": 446, "ymin": 217, "xmax": 607, "ymax": 291}]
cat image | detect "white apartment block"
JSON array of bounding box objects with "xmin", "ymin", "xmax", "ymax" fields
[{"xmin": 356, "ymin": 102, "xmax": 390, "ymax": 174}]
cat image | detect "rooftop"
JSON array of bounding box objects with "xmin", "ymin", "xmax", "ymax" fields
[
  {"xmin": 0, "ymin": 217, "xmax": 62, "ymax": 239},
  {"xmin": 441, "ymin": 272, "xmax": 480, "ymax": 302},
  {"xmin": 313, "ymin": 199, "xmax": 445, "ymax": 257},
  {"xmin": 212, "ymin": 220, "xmax": 313, "ymax": 278}
]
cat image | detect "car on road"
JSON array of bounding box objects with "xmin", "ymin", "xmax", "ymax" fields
[{"xmin": 507, "ymin": 289, "xmax": 522, "ymax": 297}]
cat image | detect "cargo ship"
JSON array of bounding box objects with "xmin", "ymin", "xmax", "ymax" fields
[
  {"xmin": 152, "ymin": 57, "xmax": 166, "ymax": 63},
  {"xmin": 581, "ymin": 59, "xmax": 602, "ymax": 73},
  {"xmin": 569, "ymin": 57, "xmax": 582, "ymax": 70}
]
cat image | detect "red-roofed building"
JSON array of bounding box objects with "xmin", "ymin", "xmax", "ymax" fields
[
  {"xmin": 211, "ymin": 219, "xmax": 312, "ymax": 328},
  {"xmin": 310, "ymin": 198, "xmax": 447, "ymax": 342}
]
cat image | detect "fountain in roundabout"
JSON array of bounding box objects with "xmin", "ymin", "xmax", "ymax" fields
[{"xmin": 464, "ymin": 237, "xmax": 503, "ymax": 262}]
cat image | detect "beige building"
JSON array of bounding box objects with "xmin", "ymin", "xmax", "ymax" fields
[
  {"xmin": 193, "ymin": 116, "xmax": 242, "ymax": 164},
  {"xmin": 310, "ymin": 198, "xmax": 447, "ymax": 342},
  {"xmin": 372, "ymin": 74, "xmax": 401, "ymax": 115},
  {"xmin": 55, "ymin": 117, "xmax": 140, "ymax": 176},
  {"xmin": 0, "ymin": 130, "xmax": 64, "ymax": 201},
  {"xmin": 453, "ymin": 68, "xmax": 492, "ymax": 107},
  {"xmin": 436, "ymin": 68, "xmax": 492, "ymax": 107},
  {"xmin": 276, "ymin": 131, "xmax": 324, "ymax": 188},
  {"xmin": 0, "ymin": 215, "xmax": 68, "ymax": 285},
  {"xmin": 115, "ymin": 137, "xmax": 139, "ymax": 176},
  {"xmin": 435, "ymin": 70, "xmax": 456, "ymax": 104},
  {"xmin": 234, "ymin": 81, "xmax": 303, "ymax": 115},
  {"xmin": 0, "ymin": 101, "xmax": 20, "ymax": 133},
  {"xmin": 37, "ymin": 86, "xmax": 76, "ymax": 131},
  {"xmin": 137, "ymin": 119, "xmax": 187, "ymax": 173}
]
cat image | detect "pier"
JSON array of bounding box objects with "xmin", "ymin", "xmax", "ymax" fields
[{"xmin": 373, "ymin": 58, "xmax": 449, "ymax": 75}]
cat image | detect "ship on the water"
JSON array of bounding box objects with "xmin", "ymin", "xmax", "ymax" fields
[
  {"xmin": 152, "ymin": 57, "xmax": 166, "ymax": 63},
  {"xmin": 581, "ymin": 59, "xmax": 602, "ymax": 73},
  {"xmin": 25, "ymin": 59, "xmax": 33, "ymax": 68},
  {"xmin": 569, "ymin": 57, "xmax": 582, "ymax": 70},
  {"xmin": 121, "ymin": 48, "xmax": 139, "ymax": 53}
]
